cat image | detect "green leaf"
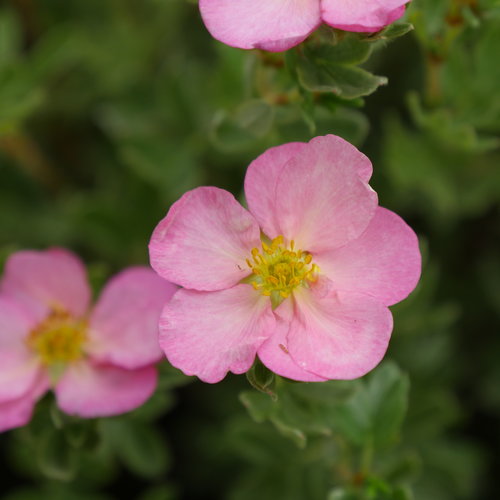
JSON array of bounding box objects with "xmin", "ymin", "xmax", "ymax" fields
[
  {"xmin": 370, "ymin": 23, "xmax": 414, "ymax": 41},
  {"xmin": 240, "ymin": 377, "xmax": 359, "ymax": 447},
  {"xmin": 63, "ymin": 420, "xmax": 99, "ymax": 450},
  {"xmin": 211, "ymin": 99, "xmax": 274, "ymax": 152},
  {"xmin": 37, "ymin": 429, "xmax": 78, "ymax": 481},
  {"xmin": 239, "ymin": 390, "xmax": 275, "ymax": 424},
  {"xmin": 305, "ymin": 35, "xmax": 372, "ymax": 65},
  {"xmin": 100, "ymin": 419, "xmax": 169, "ymax": 478},
  {"xmin": 297, "ymin": 58, "xmax": 387, "ymax": 99},
  {"xmin": 246, "ymin": 360, "xmax": 276, "ymax": 398},
  {"xmin": 332, "ymin": 362, "xmax": 409, "ymax": 448}
]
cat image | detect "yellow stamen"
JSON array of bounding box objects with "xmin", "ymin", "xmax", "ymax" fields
[
  {"xmin": 26, "ymin": 309, "xmax": 87, "ymax": 366},
  {"xmin": 246, "ymin": 235, "xmax": 319, "ymax": 303}
]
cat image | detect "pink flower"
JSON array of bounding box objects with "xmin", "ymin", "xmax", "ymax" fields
[
  {"xmin": 149, "ymin": 135, "xmax": 421, "ymax": 383},
  {"xmin": 199, "ymin": 0, "xmax": 410, "ymax": 52},
  {"xmin": 0, "ymin": 249, "xmax": 176, "ymax": 432}
]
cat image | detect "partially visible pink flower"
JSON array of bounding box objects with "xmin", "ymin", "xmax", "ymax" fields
[
  {"xmin": 150, "ymin": 135, "xmax": 421, "ymax": 384},
  {"xmin": 199, "ymin": 0, "xmax": 410, "ymax": 52},
  {"xmin": 0, "ymin": 249, "xmax": 176, "ymax": 432}
]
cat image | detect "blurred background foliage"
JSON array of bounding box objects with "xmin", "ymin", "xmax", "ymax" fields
[{"xmin": 0, "ymin": 0, "xmax": 499, "ymax": 499}]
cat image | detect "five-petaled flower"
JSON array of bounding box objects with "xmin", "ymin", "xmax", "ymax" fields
[
  {"xmin": 199, "ymin": 0, "xmax": 411, "ymax": 52},
  {"xmin": 150, "ymin": 134, "xmax": 421, "ymax": 383},
  {"xmin": 0, "ymin": 249, "xmax": 176, "ymax": 432}
]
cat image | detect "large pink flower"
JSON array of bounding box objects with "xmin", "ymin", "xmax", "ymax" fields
[
  {"xmin": 0, "ymin": 249, "xmax": 176, "ymax": 432},
  {"xmin": 150, "ymin": 135, "xmax": 421, "ymax": 383},
  {"xmin": 199, "ymin": 0, "xmax": 410, "ymax": 52}
]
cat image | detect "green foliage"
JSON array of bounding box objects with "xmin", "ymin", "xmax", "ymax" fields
[
  {"xmin": 37, "ymin": 428, "xmax": 78, "ymax": 481},
  {"xmin": 211, "ymin": 99, "xmax": 274, "ymax": 152},
  {"xmin": 297, "ymin": 58, "xmax": 388, "ymax": 100},
  {"xmin": 241, "ymin": 362, "xmax": 408, "ymax": 452},
  {"xmin": 0, "ymin": 0, "xmax": 499, "ymax": 499},
  {"xmin": 370, "ymin": 23, "xmax": 415, "ymax": 41},
  {"xmin": 245, "ymin": 359, "xmax": 276, "ymax": 398},
  {"xmin": 293, "ymin": 34, "xmax": 388, "ymax": 100},
  {"xmin": 99, "ymin": 419, "xmax": 170, "ymax": 478},
  {"xmin": 331, "ymin": 363, "xmax": 409, "ymax": 448}
]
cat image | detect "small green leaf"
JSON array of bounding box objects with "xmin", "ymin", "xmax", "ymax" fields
[
  {"xmin": 37, "ymin": 429, "xmax": 78, "ymax": 481},
  {"xmin": 63, "ymin": 420, "xmax": 97, "ymax": 449},
  {"xmin": 305, "ymin": 35, "xmax": 372, "ymax": 65},
  {"xmin": 297, "ymin": 58, "xmax": 387, "ymax": 99},
  {"xmin": 246, "ymin": 360, "xmax": 276, "ymax": 398},
  {"xmin": 370, "ymin": 23, "xmax": 414, "ymax": 41}
]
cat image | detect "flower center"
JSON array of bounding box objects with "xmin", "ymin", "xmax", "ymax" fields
[
  {"xmin": 26, "ymin": 309, "xmax": 87, "ymax": 366},
  {"xmin": 246, "ymin": 235, "xmax": 318, "ymax": 301}
]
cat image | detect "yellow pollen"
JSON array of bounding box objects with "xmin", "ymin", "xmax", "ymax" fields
[
  {"xmin": 26, "ymin": 309, "xmax": 87, "ymax": 366},
  {"xmin": 247, "ymin": 235, "xmax": 319, "ymax": 303}
]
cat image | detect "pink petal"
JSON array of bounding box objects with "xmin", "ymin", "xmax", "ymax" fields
[
  {"xmin": 315, "ymin": 207, "xmax": 421, "ymax": 306},
  {"xmin": 159, "ymin": 284, "xmax": 275, "ymax": 383},
  {"xmin": 321, "ymin": 0, "xmax": 408, "ymax": 32},
  {"xmin": 0, "ymin": 297, "xmax": 41, "ymax": 403},
  {"xmin": 87, "ymin": 267, "xmax": 177, "ymax": 369},
  {"xmin": 245, "ymin": 137, "xmax": 372, "ymax": 240},
  {"xmin": 1, "ymin": 249, "xmax": 91, "ymax": 321},
  {"xmin": 287, "ymin": 286, "xmax": 393, "ymax": 379},
  {"xmin": 55, "ymin": 361, "xmax": 157, "ymax": 418},
  {"xmin": 274, "ymin": 135, "xmax": 377, "ymax": 252},
  {"xmin": 150, "ymin": 187, "xmax": 261, "ymax": 291},
  {"xmin": 0, "ymin": 374, "xmax": 49, "ymax": 433},
  {"xmin": 257, "ymin": 300, "xmax": 327, "ymax": 382},
  {"xmin": 199, "ymin": 0, "xmax": 321, "ymax": 52},
  {"xmin": 244, "ymin": 142, "xmax": 307, "ymax": 238}
]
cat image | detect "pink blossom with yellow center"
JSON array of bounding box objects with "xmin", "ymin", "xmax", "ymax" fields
[
  {"xmin": 199, "ymin": 0, "xmax": 411, "ymax": 52},
  {"xmin": 0, "ymin": 249, "xmax": 176, "ymax": 432},
  {"xmin": 149, "ymin": 135, "xmax": 421, "ymax": 383}
]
